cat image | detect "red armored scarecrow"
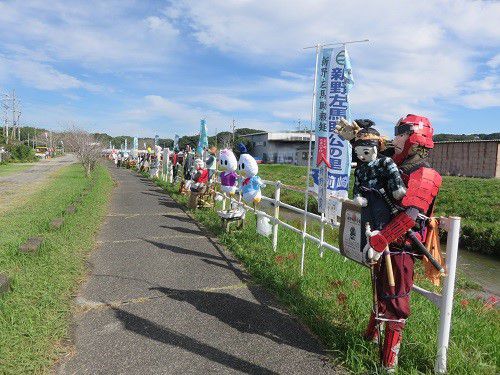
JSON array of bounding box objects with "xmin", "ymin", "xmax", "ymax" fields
[{"xmin": 338, "ymin": 114, "xmax": 443, "ymax": 371}]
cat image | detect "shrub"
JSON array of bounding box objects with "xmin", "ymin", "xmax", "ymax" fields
[{"xmin": 6, "ymin": 143, "xmax": 37, "ymax": 162}]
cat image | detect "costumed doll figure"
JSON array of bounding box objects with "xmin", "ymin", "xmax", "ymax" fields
[
  {"xmin": 352, "ymin": 119, "xmax": 407, "ymax": 210},
  {"xmin": 237, "ymin": 144, "xmax": 264, "ymax": 204},
  {"xmin": 205, "ymin": 146, "xmax": 218, "ymax": 181},
  {"xmin": 219, "ymin": 148, "xmax": 238, "ymax": 196},
  {"xmin": 337, "ymin": 115, "xmax": 442, "ymax": 372},
  {"xmin": 190, "ymin": 158, "xmax": 209, "ymax": 192}
]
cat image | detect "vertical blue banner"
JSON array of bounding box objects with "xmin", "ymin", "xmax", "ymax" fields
[
  {"xmin": 174, "ymin": 134, "xmax": 179, "ymax": 151},
  {"xmin": 197, "ymin": 119, "xmax": 208, "ymax": 156},
  {"xmin": 312, "ymin": 46, "xmax": 353, "ymax": 220}
]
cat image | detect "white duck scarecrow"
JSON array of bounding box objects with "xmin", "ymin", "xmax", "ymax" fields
[
  {"xmin": 237, "ymin": 143, "xmax": 264, "ymax": 204},
  {"xmin": 219, "ymin": 148, "xmax": 239, "ymax": 195}
]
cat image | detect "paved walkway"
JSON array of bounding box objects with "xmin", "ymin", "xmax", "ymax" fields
[
  {"xmin": 0, "ymin": 154, "xmax": 76, "ymax": 212},
  {"xmin": 57, "ymin": 165, "xmax": 338, "ymax": 374}
]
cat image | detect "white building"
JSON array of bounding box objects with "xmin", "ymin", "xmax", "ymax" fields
[{"xmin": 241, "ymin": 132, "xmax": 315, "ymax": 165}]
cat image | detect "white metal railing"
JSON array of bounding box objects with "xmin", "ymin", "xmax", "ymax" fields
[{"xmin": 158, "ymin": 162, "xmax": 460, "ymax": 374}]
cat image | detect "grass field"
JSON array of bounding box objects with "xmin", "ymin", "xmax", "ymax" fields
[
  {"xmin": 257, "ymin": 164, "xmax": 500, "ymax": 258},
  {"xmin": 0, "ymin": 163, "xmax": 113, "ymax": 373},
  {"xmin": 0, "ymin": 162, "xmax": 33, "ymax": 177},
  {"xmin": 147, "ymin": 172, "xmax": 499, "ymax": 374}
]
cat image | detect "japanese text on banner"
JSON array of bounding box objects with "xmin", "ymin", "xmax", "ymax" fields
[{"xmin": 312, "ymin": 46, "xmax": 353, "ymax": 220}]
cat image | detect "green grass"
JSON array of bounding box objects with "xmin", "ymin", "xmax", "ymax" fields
[
  {"xmin": 146, "ymin": 172, "xmax": 499, "ymax": 374},
  {"xmin": 433, "ymin": 176, "xmax": 500, "ymax": 257},
  {"xmin": 0, "ymin": 163, "xmax": 114, "ymax": 374},
  {"xmin": 259, "ymin": 165, "xmax": 500, "ymax": 258},
  {"xmin": 0, "ymin": 162, "xmax": 33, "ymax": 177}
]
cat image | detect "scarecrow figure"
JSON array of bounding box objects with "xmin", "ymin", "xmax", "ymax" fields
[
  {"xmin": 205, "ymin": 146, "xmax": 218, "ymax": 182},
  {"xmin": 352, "ymin": 119, "xmax": 407, "ymax": 227},
  {"xmin": 190, "ymin": 158, "xmax": 209, "ymax": 192},
  {"xmin": 237, "ymin": 143, "xmax": 264, "ymax": 204},
  {"xmin": 337, "ymin": 115, "xmax": 442, "ymax": 372},
  {"xmin": 219, "ymin": 148, "xmax": 239, "ymax": 196}
]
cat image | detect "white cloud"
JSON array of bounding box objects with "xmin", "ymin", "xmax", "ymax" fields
[
  {"xmin": 2, "ymin": 1, "xmax": 499, "ymax": 137},
  {"xmin": 460, "ymin": 92, "xmax": 500, "ymax": 109},
  {"xmin": 145, "ymin": 16, "xmax": 180, "ymax": 38},
  {"xmin": 487, "ymin": 54, "xmax": 500, "ymax": 69},
  {"xmin": 121, "ymin": 94, "xmax": 290, "ymax": 137},
  {"xmin": 0, "ymin": 55, "xmax": 102, "ymax": 91},
  {"xmin": 165, "ymin": 0, "xmax": 500, "ymax": 121},
  {"xmin": 0, "ymin": 1, "xmax": 180, "ymax": 71},
  {"xmin": 459, "ymin": 75, "xmax": 500, "ymax": 109},
  {"xmin": 191, "ymin": 94, "xmax": 253, "ymax": 111}
]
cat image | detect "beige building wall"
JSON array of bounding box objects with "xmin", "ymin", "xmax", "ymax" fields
[
  {"xmin": 496, "ymin": 143, "xmax": 500, "ymax": 178},
  {"xmin": 428, "ymin": 141, "xmax": 499, "ymax": 178}
]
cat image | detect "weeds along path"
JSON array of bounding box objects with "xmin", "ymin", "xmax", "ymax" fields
[
  {"xmin": 0, "ymin": 163, "xmax": 113, "ymax": 374},
  {"xmin": 0, "ymin": 154, "xmax": 77, "ymax": 213}
]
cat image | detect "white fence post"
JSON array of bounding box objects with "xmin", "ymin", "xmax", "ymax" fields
[
  {"xmin": 221, "ymin": 193, "xmax": 227, "ymax": 211},
  {"xmin": 435, "ymin": 216, "xmax": 461, "ymax": 374},
  {"xmin": 319, "ymin": 213, "xmax": 325, "ymax": 257},
  {"xmin": 272, "ymin": 181, "xmax": 281, "ymax": 251}
]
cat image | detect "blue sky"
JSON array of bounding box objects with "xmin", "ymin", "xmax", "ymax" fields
[{"xmin": 0, "ymin": 0, "xmax": 499, "ymax": 138}]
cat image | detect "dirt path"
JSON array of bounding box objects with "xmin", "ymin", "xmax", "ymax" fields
[{"xmin": 0, "ymin": 154, "xmax": 77, "ymax": 213}]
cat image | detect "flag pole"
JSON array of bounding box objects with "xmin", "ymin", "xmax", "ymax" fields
[
  {"xmin": 300, "ymin": 43, "xmax": 321, "ymax": 276},
  {"xmin": 303, "ymin": 39, "xmax": 369, "ymax": 49}
]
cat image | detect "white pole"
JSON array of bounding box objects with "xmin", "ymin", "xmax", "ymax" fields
[
  {"xmin": 319, "ymin": 212, "xmax": 325, "ymax": 257},
  {"xmin": 272, "ymin": 181, "xmax": 281, "ymax": 251},
  {"xmin": 300, "ymin": 44, "xmax": 321, "ymax": 276},
  {"xmin": 222, "ymin": 193, "xmax": 227, "ymax": 211},
  {"xmin": 435, "ymin": 216, "xmax": 461, "ymax": 374}
]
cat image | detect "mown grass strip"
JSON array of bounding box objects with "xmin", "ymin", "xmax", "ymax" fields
[
  {"xmin": 147, "ymin": 172, "xmax": 499, "ymax": 374},
  {"xmin": 0, "ymin": 163, "xmax": 113, "ymax": 374},
  {"xmin": 0, "ymin": 162, "xmax": 34, "ymax": 177}
]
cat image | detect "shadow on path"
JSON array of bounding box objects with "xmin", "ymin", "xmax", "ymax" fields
[
  {"xmin": 112, "ymin": 306, "xmax": 277, "ymax": 375},
  {"xmin": 163, "ymin": 214, "xmax": 195, "ymax": 223},
  {"xmin": 143, "ymin": 239, "xmax": 235, "ymax": 263},
  {"xmin": 160, "ymin": 225, "xmax": 204, "ymax": 236},
  {"xmin": 150, "ymin": 286, "xmax": 325, "ymax": 355},
  {"xmin": 201, "ymin": 259, "xmax": 250, "ymax": 283}
]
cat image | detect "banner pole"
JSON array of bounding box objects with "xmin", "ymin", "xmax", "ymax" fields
[
  {"xmin": 300, "ymin": 44, "xmax": 321, "ymax": 276},
  {"xmin": 303, "ymin": 39, "xmax": 369, "ymax": 49}
]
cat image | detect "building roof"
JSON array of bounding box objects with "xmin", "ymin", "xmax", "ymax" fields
[
  {"xmin": 434, "ymin": 139, "xmax": 500, "ymax": 144},
  {"xmin": 241, "ymin": 131, "xmax": 315, "ymax": 142}
]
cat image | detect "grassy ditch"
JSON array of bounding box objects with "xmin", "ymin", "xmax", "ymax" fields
[
  {"xmin": 146, "ymin": 172, "xmax": 498, "ymax": 374},
  {"xmin": 258, "ymin": 164, "xmax": 500, "ymax": 258},
  {"xmin": 0, "ymin": 163, "xmax": 113, "ymax": 373}
]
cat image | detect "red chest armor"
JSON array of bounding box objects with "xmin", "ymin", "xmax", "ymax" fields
[
  {"xmin": 400, "ymin": 167, "xmax": 441, "ymax": 214},
  {"xmin": 369, "ymin": 166, "xmax": 442, "ymax": 252}
]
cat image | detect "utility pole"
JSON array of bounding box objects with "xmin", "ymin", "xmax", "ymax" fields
[
  {"xmin": 1, "ymin": 93, "xmax": 10, "ymax": 142},
  {"xmin": 17, "ymin": 107, "xmax": 21, "ymax": 142},
  {"xmin": 231, "ymin": 118, "xmax": 236, "ymax": 147},
  {"xmin": 11, "ymin": 89, "xmax": 16, "ymax": 142},
  {"xmin": 296, "ymin": 119, "xmax": 303, "ymax": 132}
]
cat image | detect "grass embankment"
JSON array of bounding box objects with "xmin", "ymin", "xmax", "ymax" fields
[
  {"xmin": 0, "ymin": 162, "xmax": 33, "ymax": 177},
  {"xmin": 0, "ymin": 163, "xmax": 113, "ymax": 373},
  {"xmin": 258, "ymin": 164, "xmax": 500, "ymax": 258},
  {"xmin": 145, "ymin": 171, "xmax": 498, "ymax": 374}
]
